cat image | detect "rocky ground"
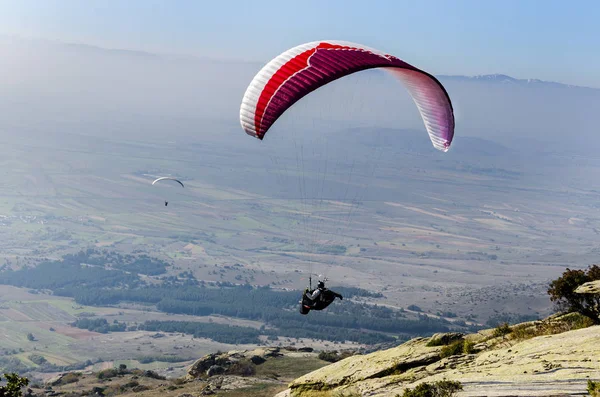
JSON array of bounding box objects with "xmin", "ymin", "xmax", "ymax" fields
[
  {"xmin": 278, "ymin": 314, "xmax": 600, "ymax": 396},
  {"xmin": 26, "ymin": 347, "xmax": 329, "ymax": 397},
  {"xmin": 25, "ymin": 314, "xmax": 600, "ymax": 397}
]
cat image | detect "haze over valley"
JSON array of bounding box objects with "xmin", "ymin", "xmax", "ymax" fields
[{"xmin": 1, "ymin": 35, "xmax": 600, "ymax": 380}]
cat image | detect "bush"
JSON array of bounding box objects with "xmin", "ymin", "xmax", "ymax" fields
[
  {"xmin": 440, "ymin": 341, "xmax": 465, "ymax": 358},
  {"xmin": 399, "ymin": 379, "xmax": 463, "ymax": 397},
  {"xmin": 142, "ymin": 370, "xmax": 165, "ymax": 380},
  {"xmin": 90, "ymin": 386, "xmax": 106, "ymax": 396},
  {"xmin": 97, "ymin": 369, "xmax": 119, "ymax": 380},
  {"xmin": 588, "ymin": 380, "xmax": 600, "ymax": 397},
  {"xmin": 54, "ymin": 372, "xmax": 81, "ymax": 385},
  {"xmin": 426, "ymin": 338, "xmax": 445, "ymax": 347},
  {"xmin": 492, "ymin": 323, "xmax": 512, "ymax": 338},
  {"xmin": 27, "ymin": 354, "xmax": 47, "ymax": 365},
  {"xmin": 510, "ymin": 323, "xmax": 537, "ymax": 340},
  {"xmin": 338, "ymin": 351, "xmax": 356, "ymax": 361},
  {"xmin": 132, "ymin": 384, "xmax": 151, "ymax": 392},
  {"xmin": 462, "ymin": 339, "xmax": 476, "ymax": 354},
  {"xmin": 0, "ymin": 373, "xmax": 29, "ymax": 397},
  {"xmin": 548, "ymin": 265, "xmax": 600, "ymax": 324},
  {"xmin": 121, "ymin": 380, "xmax": 139, "ymax": 389},
  {"xmin": 226, "ymin": 359, "xmax": 256, "ymax": 377},
  {"xmin": 318, "ymin": 351, "xmax": 341, "ymax": 363},
  {"xmin": 426, "ymin": 334, "xmax": 463, "ymax": 348},
  {"xmin": 136, "ymin": 355, "xmax": 190, "ymax": 364}
]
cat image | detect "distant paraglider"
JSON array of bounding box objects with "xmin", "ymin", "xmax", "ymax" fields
[
  {"xmin": 152, "ymin": 177, "xmax": 185, "ymax": 188},
  {"xmin": 152, "ymin": 177, "xmax": 184, "ymax": 207},
  {"xmin": 240, "ymin": 40, "xmax": 455, "ymax": 151}
]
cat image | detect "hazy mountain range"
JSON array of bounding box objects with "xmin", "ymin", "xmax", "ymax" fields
[{"xmin": 1, "ymin": 35, "xmax": 598, "ymax": 158}]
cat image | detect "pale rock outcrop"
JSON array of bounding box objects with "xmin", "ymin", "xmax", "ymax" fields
[
  {"xmin": 280, "ymin": 325, "xmax": 600, "ymax": 397},
  {"xmin": 575, "ymin": 280, "xmax": 600, "ymax": 294},
  {"xmin": 187, "ymin": 347, "xmax": 282, "ymax": 379}
]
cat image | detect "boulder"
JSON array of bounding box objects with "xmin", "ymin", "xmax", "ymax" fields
[
  {"xmin": 427, "ymin": 332, "xmax": 464, "ymax": 346},
  {"xmin": 250, "ymin": 355, "xmax": 266, "ymax": 365},
  {"xmin": 46, "ymin": 374, "xmax": 65, "ymax": 386},
  {"xmin": 188, "ymin": 353, "xmax": 217, "ymax": 378},
  {"xmin": 575, "ymin": 280, "xmax": 600, "ymax": 294},
  {"xmin": 187, "ymin": 346, "xmax": 283, "ymax": 379},
  {"xmin": 206, "ymin": 365, "xmax": 226, "ymax": 377},
  {"xmin": 298, "ymin": 347, "xmax": 314, "ymax": 352}
]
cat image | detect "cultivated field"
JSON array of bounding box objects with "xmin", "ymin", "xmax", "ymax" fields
[{"xmin": 2, "ymin": 125, "xmax": 600, "ymax": 374}]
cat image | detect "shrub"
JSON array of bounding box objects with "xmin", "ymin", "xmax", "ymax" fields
[
  {"xmin": 97, "ymin": 369, "xmax": 119, "ymax": 380},
  {"xmin": 226, "ymin": 359, "xmax": 256, "ymax": 376},
  {"xmin": 426, "ymin": 338, "xmax": 445, "ymax": 347},
  {"xmin": 55, "ymin": 372, "xmax": 81, "ymax": 385},
  {"xmin": 90, "ymin": 386, "xmax": 106, "ymax": 396},
  {"xmin": 462, "ymin": 339, "xmax": 476, "ymax": 354},
  {"xmin": 338, "ymin": 351, "xmax": 355, "ymax": 361},
  {"xmin": 426, "ymin": 334, "xmax": 463, "ymax": 348},
  {"xmin": 492, "ymin": 323, "xmax": 512, "ymax": 338},
  {"xmin": 510, "ymin": 323, "xmax": 537, "ymax": 340},
  {"xmin": 588, "ymin": 380, "xmax": 600, "ymax": 397},
  {"xmin": 0, "ymin": 373, "xmax": 29, "ymax": 397},
  {"xmin": 399, "ymin": 379, "xmax": 463, "ymax": 397},
  {"xmin": 318, "ymin": 351, "xmax": 341, "ymax": 363},
  {"xmin": 142, "ymin": 370, "xmax": 165, "ymax": 380},
  {"xmin": 27, "ymin": 354, "xmax": 47, "ymax": 365},
  {"xmin": 440, "ymin": 341, "xmax": 464, "ymax": 358},
  {"xmin": 123, "ymin": 380, "xmax": 139, "ymax": 388}
]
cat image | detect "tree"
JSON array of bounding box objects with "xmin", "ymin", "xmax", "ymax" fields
[
  {"xmin": 547, "ymin": 265, "xmax": 600, "ymax": 324},
  {"xmin": 25, "ymin": 334, "xmax": 35, "ymax": 342},
  {"xmin": 0, "ymin": 373, "xmax": 29, "ymax": 397}
]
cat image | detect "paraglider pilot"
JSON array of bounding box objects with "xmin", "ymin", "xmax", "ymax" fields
[
  {"xmin": 299, "ymin": 277, "xmax": 343, "ymax": 315},
  {"xmin": 165, "ymin": 201, "xmax": 168, "ymax": 207}
]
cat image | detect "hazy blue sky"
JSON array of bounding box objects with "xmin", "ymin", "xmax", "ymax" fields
[{"xmin": 1, "ymin": 0, "xmax": 598, "ymax": 87}]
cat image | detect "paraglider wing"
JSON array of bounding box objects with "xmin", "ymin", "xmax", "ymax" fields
[
  {"xmin": 152, "ymin": 177, "xmax": 184, "ymax": 188},
  {"xmin": 240, "ymin": 40, "xmax": 455, "ymax": 151}
]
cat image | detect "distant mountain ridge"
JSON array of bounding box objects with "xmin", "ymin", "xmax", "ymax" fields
[
  {"xmin": 439, "ymin": 73, "xmax": 599, "ymax": 91},
  {"xmin": 3, "ymin": 34, "xmax": 596, "ymax": 90}
]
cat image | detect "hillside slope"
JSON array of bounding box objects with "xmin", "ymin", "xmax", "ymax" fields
[{"xmin": 279, "ymin": 315, "xmax": 600, "ymax": 396}]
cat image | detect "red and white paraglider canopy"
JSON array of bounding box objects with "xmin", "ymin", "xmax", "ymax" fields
[{"xmin": 240, "ymin": 40, "xmax": 455, "ymax": 152}]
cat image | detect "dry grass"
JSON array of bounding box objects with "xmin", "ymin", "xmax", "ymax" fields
[
  {"xmin": 255, "ymin": 356, "xmax": 329, "ymax": 381},
  {"xmin": 509, "ymin": 313, "xmax": 595, "ymax": 342},
  {"xmin": 291, "ymin": 387, "xmax": 361, "ymax": 397},
  {"xmin": 219, "ymin": 383, "xmax": 288, "ymax": 396}
]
